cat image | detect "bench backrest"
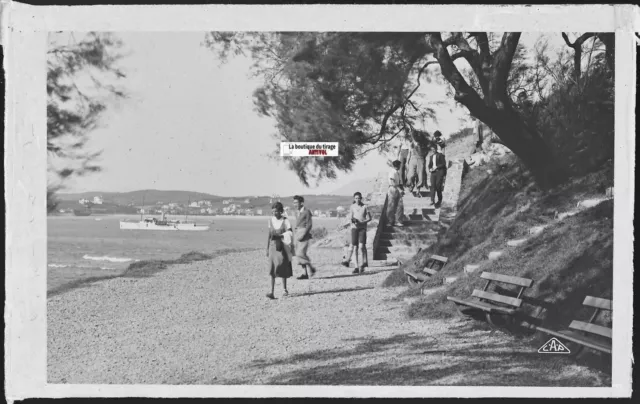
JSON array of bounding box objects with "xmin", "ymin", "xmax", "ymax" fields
[
  {"xmin": 472, "ymin": 271, "xmax": 535, "ymax": 310},
  {"xmin": 568, "ymin": 295, "xmax": 612, "ymax": 340},
  {"xmin": 424, "ymin": 255, "xmax": 448, "ymax": 275}
]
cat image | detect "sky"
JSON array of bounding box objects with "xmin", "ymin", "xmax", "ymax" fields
[{"xmin": 59, "ymin": 32, "xmax": 560, "ymax": 197}]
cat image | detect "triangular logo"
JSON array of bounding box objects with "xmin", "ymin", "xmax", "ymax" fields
[{"xmin": 538, "ymin": 337, "xmax": 571, "ymax": 354}]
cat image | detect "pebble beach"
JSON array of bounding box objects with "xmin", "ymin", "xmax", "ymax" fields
[{"xmin": 47, "ymin": 247, "xmax": 610, "ymax": 386}]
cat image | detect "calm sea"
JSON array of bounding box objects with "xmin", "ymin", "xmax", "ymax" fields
[{"xmin": 47, "ymin": 214, "xmax": 342, "ymax": 293}]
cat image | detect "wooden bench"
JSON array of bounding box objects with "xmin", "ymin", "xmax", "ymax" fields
[
  {"xmin": 447, "ymin": 271, "xmax": 534, "ymax": 329},
  {"xmin": 535, "ymin": 296, "xmax": 612, "ymax": 356},
  {"xmin": 404, "ymin": 254, "xmax": 448, "ymax": 289}
]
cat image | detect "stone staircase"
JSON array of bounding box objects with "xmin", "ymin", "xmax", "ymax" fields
[
  {"xmin": 366, "ymin": 159, "xmax": 467, "ymax": 266},
  {"xmin": 373, "ymin": 190, "xmax": 442, "ymax": 262}
]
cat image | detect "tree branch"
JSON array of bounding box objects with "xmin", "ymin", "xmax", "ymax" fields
[
  {"xmin": 490, "ymin": 32, "xmax": 521, "ymax": 106},
  {"xmin": 469, "ymin": 32, "xmax": 490, "ymax": 62},
  {"xmin": 425, "ymin": 33, "xmax": 492, "ymax": 121},
  {"xmin": 561, "ymin": 32, "xmax": 596, "ymax": 80}
]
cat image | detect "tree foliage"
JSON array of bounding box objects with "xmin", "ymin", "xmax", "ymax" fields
[
  {"xmin": 204, "ymin": 32, "xmax": 440, "ymax": 186},
  {"xmin": 47, "ymin": 32, "xmax": 128, "ymax": 212},
  {"xmin": 204, "ymin": 31, "xmax": 614, "ymax": 188},
  {"xmin": 536, "ymin": 34, "xmax": 614, "ymax": 177}
]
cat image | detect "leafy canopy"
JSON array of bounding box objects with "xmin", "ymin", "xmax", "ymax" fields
[
  {"xmin": 47, "ymin": 32, "xmax": 128, "ymax": 211},
  {"xmin": 204, "ymin": 32, "xmax": 440, "ymax": 186}
]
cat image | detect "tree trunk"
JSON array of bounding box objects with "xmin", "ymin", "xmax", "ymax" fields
[
  {"xmin": 425, "ymin": 32, "xmax": 566, "ymax": 189},
  {"xmin": 483, "ymin": 107, "xmax": 566, "ymax": 188}
]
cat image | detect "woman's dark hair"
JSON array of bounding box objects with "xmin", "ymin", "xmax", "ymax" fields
[
  {"xmin": 434, "ymin": 130, "xmax": 442, "ymax": 138},
  {"xmin": 392, "ymin": 160, "xmax": 402, "ymax": 168},
  {"xmin": 272, "ymin": 202, "xmax": 284, "ymax": 212},
  {"xmin": 293, "ymin": 195, "xmax": 304, "ymax": 203}
]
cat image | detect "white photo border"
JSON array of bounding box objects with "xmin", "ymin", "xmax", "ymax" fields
[{"xmin": 3, "ymin": 3, "xmax": 637, "ymax": 399}]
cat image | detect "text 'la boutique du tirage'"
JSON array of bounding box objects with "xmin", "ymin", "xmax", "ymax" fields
[{"xmin": 280, "ymin": 142, "xmax": 340, "ymax": 157}]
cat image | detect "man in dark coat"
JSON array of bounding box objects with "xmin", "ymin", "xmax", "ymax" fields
[
  {"xmin": 292, "ymin": 195, "xmax": 316, "ymax": 279},
  {"xmin": 428, "ymin": 143, "xmax": 447, "ymax": 208}
]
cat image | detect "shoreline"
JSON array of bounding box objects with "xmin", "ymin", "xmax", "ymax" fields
[
  {"xmin": 49, "ymin": 214, "xmax": 346, "ymax": 221},
  {"xmin": 47, "ymin": 247, "xmax": 260, "ymax": 298}
]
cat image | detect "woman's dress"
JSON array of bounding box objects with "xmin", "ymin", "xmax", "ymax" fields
[{"xmin": 267, "ymin": 217, "xmax": 293, "ymax": 278}]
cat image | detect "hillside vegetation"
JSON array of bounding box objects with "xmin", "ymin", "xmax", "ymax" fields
[{"xmin": 383, "ymin": 152, "xmax": 613, "ymax": 368}]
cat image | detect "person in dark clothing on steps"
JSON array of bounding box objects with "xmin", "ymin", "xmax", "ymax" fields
[{"xmin": 428, "ymin": 143, "xmax": 447, "ymax": 208}]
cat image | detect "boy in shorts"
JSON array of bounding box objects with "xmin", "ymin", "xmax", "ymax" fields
[{"xmin": 341, "ymin": 192, "xmax": 372, "ymax": 274}]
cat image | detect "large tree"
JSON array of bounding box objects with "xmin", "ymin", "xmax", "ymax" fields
[
  {"xmin": 204, "ymin": 32, "xmax": 577, "ymax": 187},
  {"xmin": 47, "ymin": 32, "xmax": 127, "ymax": 211}
]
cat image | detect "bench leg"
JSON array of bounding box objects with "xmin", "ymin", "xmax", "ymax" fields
[
  {"xmin": 556, "ymin": 330, "xmax": 586, "ymax": 358},
  {"xmin": 486, "ymin": 313, "xmax": 516, "ymax": 335},
  {"xmin": 407, "ymin": 275, "xmax": 424, "ymax": 289},
  {"xmin": 453, "ymin": 303, "xmax": 472, "ymax": 317},
  {"xmin": 568, "ymin": 344, "xmax": 585, "ymax": 358}
]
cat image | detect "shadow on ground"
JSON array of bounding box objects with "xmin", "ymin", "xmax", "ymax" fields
[
  {"xmin": 219, "ymin": 326, "xmax": 611, "ymax": 386},
  {"xmin": 288, "ymin": 286, "xmax": 375, "ymax": 298},
  {"xmin": 318, "ymin": 268, "xmax": 397, "ymax": 280}
]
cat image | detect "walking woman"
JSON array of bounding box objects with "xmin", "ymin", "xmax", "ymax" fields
[
  {"xmin": 341, "ymin": 192, "xmax": 372, "ymax": 274},
  {"xmin": 265, "ymin": 201, "xmax": 293, "ymax": 299}
]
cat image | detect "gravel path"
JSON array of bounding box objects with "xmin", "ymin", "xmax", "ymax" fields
[{"xmin": 48, "ymin": 248, "xmax": 610, "ymax": 386}]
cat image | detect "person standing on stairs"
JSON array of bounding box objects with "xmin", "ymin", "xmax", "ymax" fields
[
  {"xmin": 433, "ymin": 130, "xmax": 446, "ymax": 190},
  {"xmin": 387, "ymin": 160, "xmax": 405, "ymax": 227},
  {"xmin": 341, "ymin": 192, "xmax": 373, "ymax": 274},
  {"xmin": 428, "ymin": 143, "xmax": 447, "ymax": 208},
  {"xmin": 292, "ymin": 195, "xmax": 317, "ymax": 280},
  {"xmin": 406, "ymin": 129, "xmax": 430, "ymax": 197},
  {"xmin": 396, "ymin": 136, "xmax": 411, "ymax": 190}
]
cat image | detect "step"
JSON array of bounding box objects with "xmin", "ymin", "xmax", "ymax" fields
[
  {"xmin": 374, "ymin": 252, "xmax": 418, "ymax": 261},
  {"xmin": 379, "ymin": 232, "xmax": 438, "ymax": 241},
  {"xmin": 383, "ymin": 224, "xmax": 441, "ymax": 233},
  {"xmin": 405, "ymin": 207, "xmax": 437, "ymax": 215},
  {"xmin": 506, "ymin": 238, "xmax": 528, "ymax": 247},
  {"xmin": 464, "ymin": 264, "xmax": 480, "ymax": 274},
  {"xmin": 488, "ymin": 251, "xmax": 504, "ymax": 260},
  {"xmin": 403, "ymin": 219, "xmax": 439, "ymax": 226},
  {"xmin": 369, "ymin": 259, "xmax": 399, "ymax": 267},
  {"xmin": 407, "ymin": 214, "xmax": 440, "ymax": 222},
  {"xmin": 403, "ymin": 202, "xmax": 438, "ymax": 208},
  {"xmin": 376, "ymin": 245, "xmax": 425, "ymax": 255},
  {"xmin": 377, "ymin": 238, "xmax": 430, "ymax": 248}
]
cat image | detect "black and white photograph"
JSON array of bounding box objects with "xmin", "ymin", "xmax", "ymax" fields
[{"xmin": 4, "ymin": 4, "xmax": 636, "ymax": 399}]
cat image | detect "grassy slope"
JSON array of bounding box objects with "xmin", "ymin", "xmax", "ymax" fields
[{"xmin": 383, "ymin": 153, "xmax": 613, "ymax": 346}]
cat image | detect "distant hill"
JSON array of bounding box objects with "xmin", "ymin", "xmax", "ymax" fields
[
  {"xmin": 56, "ymin": 190, "xmax": 223, "ymax": 205},
  {"xmin": 55, "ymin": 190, "xmax": 355, "ymax": 212}
]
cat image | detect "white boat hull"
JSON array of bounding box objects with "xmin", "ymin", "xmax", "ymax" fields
[{"xmin": 119, "ymin": 221, "xmax": 210, "ymax": 231}]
